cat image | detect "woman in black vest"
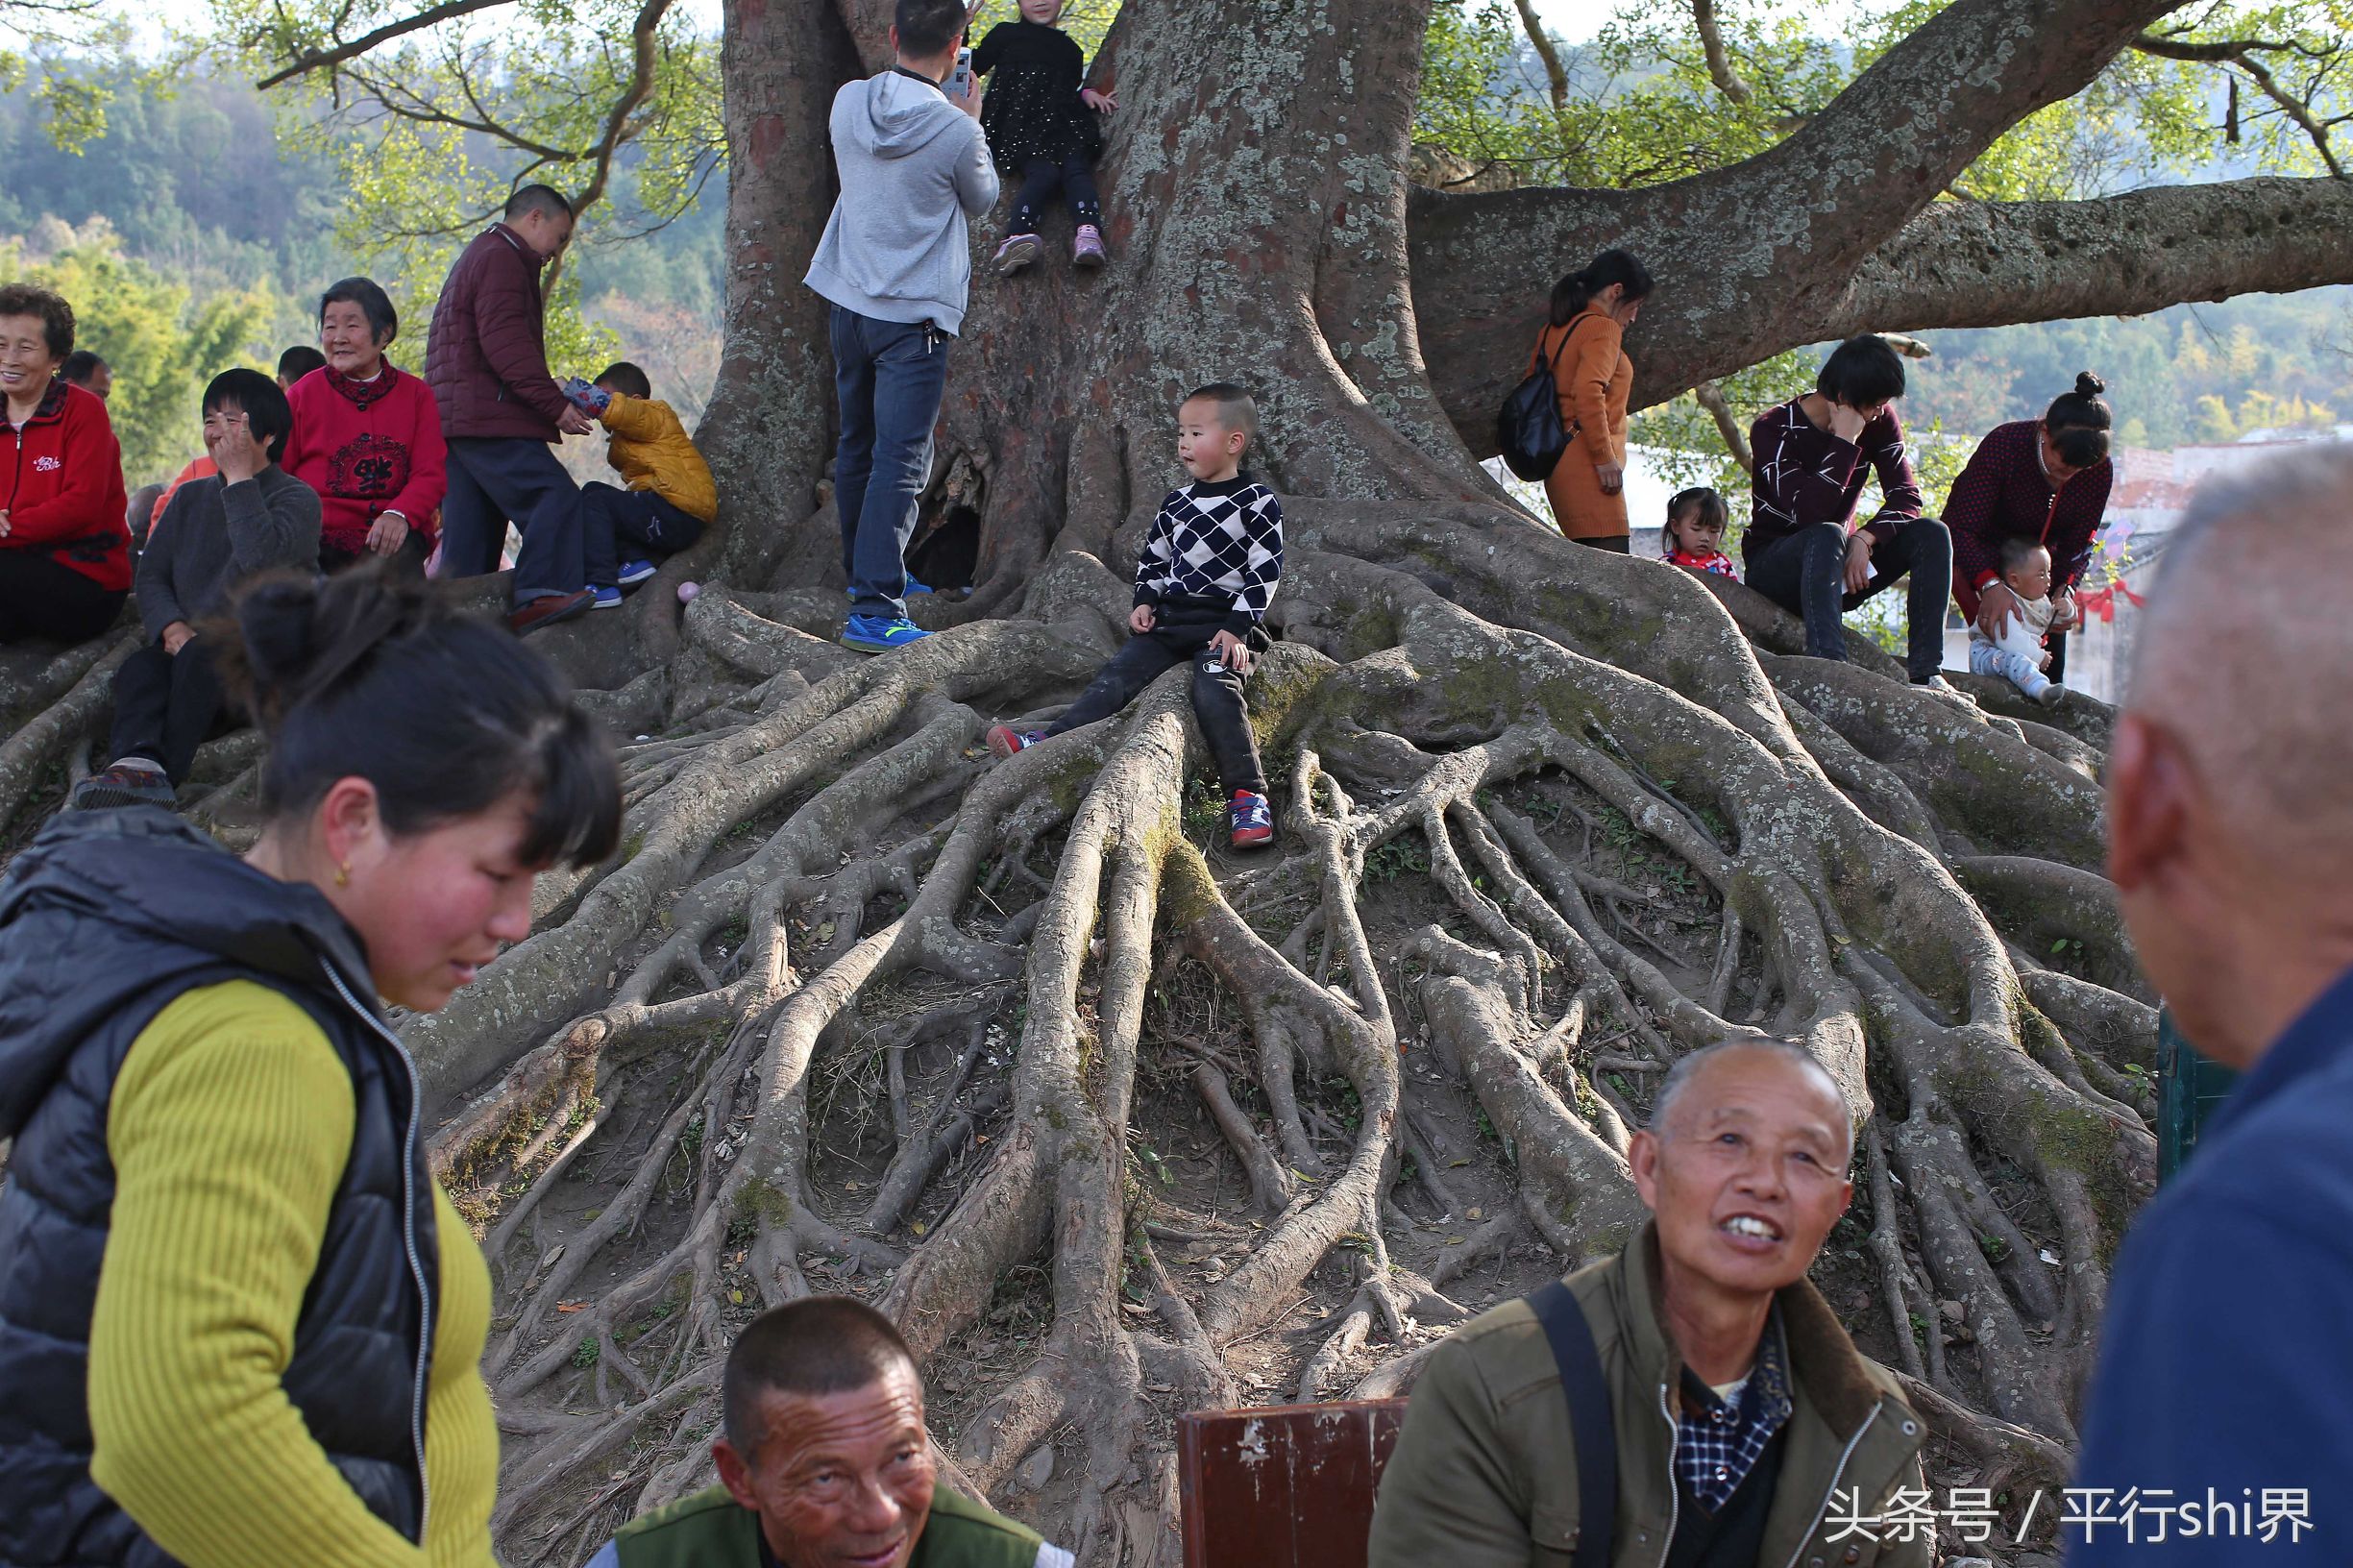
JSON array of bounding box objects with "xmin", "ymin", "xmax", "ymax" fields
[{"xmin": 0, "ymin": 565, "xmax": 619, "ymax": 1565}]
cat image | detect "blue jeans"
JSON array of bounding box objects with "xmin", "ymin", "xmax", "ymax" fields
[
  {"xmin": 829, "ymin": 305, "xmax": 948, "ymax": 622},
  {"xmin": 439, "ymin": 438, "xmax": 587, "ymax": 603},
  {"xmin": 1970, "ymin": 638, "xmax": 2052, "ymax": 698},
  {"xmin": 581, "ymin": 483, "xmax": 705, "ymax": 586},
  {"xmin": 1745, "ymin": 515, "xmax": 1952, "ymax": 681}
]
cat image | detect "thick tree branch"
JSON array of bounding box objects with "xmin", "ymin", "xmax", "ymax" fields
[
  {"xmin": 1409, "ymin": 0, "xmax": 2186, "ymax": 443},
  {"xmin": 1834, "ymin": 175, "xmax": 2353, "ymax": 338},
  {"xmin": 1414, "ymin": 172, "xmax": 2353, "ymax": 446}
]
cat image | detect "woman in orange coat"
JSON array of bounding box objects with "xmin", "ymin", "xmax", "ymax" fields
[{"xmin": 1532, "ymin": 250, "xmax": 1652, "ymax": 551}]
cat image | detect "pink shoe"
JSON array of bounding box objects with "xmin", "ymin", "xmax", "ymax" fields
[
  {"xmin": 1073, "ymin": 224, "xmax": 1107, "ymax": 269},
  {"xmin": 995, "ymin": 233, "xmax": 1042, "ymax": 277}
]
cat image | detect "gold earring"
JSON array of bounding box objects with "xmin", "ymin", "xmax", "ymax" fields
[{"xmin": 334, "ymin": 862, "xmax": 351, "ymax": 889}]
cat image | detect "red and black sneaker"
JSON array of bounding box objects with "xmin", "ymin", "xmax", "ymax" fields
[
  {"xmin": 986, "ymin": 724, "xmax": 1045, "ymax": 761},
  {"xmin": 1230, "ymin": 790, "xmax": 1274, "ymax": 849}
]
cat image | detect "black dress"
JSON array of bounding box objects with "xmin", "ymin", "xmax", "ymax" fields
[{"xmin": 973, "ymin": 19, "xmax": 1100, "ymax": 173}]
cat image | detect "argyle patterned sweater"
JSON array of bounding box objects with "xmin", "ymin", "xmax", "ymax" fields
[{"xmin": 1132, "ymin": 472, "xmax": 1284, "ymax": 637}]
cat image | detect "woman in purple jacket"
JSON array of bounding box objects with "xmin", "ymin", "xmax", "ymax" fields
[{"xmin": 1944, "ymin": 373, "xmax": 2115, "ymax": 682}]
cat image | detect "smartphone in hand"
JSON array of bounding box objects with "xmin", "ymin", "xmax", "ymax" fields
[{"xmin": 949, "ymin": 46, "xmax": 973, "ymax": 99}]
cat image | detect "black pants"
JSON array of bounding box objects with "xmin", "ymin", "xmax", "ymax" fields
[
  {"xmin": 581, "ymin": 483, "xmax": 705, "ymax": 586},
  {"xmin": 2045, "ymin": 626, "xmax": 2069, "ymax": 683},
  {"xmin": 1746, "ymin": 516, "xmax": 1952, "ymax": 681},
  {"xmin": 439, "ymin": 437, "xmax": 587, "ymax": 602},
  {"xmin": 110, "ymin": 638, "xmax": 234, "ymax": 784},
  {"xmin": 1048, "ymin": 607, "xmax": 1266, "ymax": 796},
  {"xmin": 0, "ymin": 553, "xmax": 126, "ymax": 645},
  {"xmin": 321, "ymin": 531, "xmax": 431, "ymax": 577},
  {"xmin": 1009, "ymin": 154, "xmax": 1101, "ymax": 234},
  {"xmin": 1574, "ymin": 534, "xmax": 1630, "ymax": 554}
]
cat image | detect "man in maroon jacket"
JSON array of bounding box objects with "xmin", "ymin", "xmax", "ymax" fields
[{"xmin": 426, "ymin": 184, "xmax": 598, "ymax": 633}]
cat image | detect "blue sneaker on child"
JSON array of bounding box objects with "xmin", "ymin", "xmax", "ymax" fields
[
  {"xmin": 842, "ymin": 614, "xmax": 931, "ymax": 652},
  {"xmin": 589, "ymin": 585, "xmax": 625, "ymax": 610},
  {"xmin": 617, "ymin": 559, "xmax": 658, "ymax": 587}
]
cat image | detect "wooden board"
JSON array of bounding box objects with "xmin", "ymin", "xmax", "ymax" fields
[{"xmin": 1177, "ymin": 1399, "xmax": 1408, "ymax": 1568}]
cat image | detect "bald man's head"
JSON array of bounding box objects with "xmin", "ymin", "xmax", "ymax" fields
[
  {"xmin": 2127, "ymin": 444, "xmax": 2353, "ymax": 872},
  {"xmin": 2112, "ymin": 442, "xmax": 2353, "ymax": 1068}
]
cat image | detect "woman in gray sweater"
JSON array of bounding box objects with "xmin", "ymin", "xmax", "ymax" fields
[{"xmin": 75, "ymin": 369, "xmax": 322, "ymax": 810}]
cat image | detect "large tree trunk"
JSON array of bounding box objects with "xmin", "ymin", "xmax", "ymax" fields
[{"xmin": 72, "ymin": 0, "xmax": 2280, "ymax": 1560}]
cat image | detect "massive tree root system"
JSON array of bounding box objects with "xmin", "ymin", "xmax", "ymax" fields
[{"xmin": 172, "ymin": 494, "xmax": 2138, "ymax": 1567}]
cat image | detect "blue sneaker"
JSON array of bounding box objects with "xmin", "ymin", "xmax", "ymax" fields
[
  {"xmin": 617, "ymin": 559, "xmax": 658, "ymax": 587},
  {"xmin": 906, "ymin": 576, "xmax": 935, "ymax": 595},
  {"xmin": 589, "ymin": 585, "xmax": 625, "ymax": 610},
  {"xmin": 841, "ymin": 614, "xmax": 931, "ymax": 652}
]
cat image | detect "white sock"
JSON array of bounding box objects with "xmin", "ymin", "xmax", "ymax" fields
[{"xmin": 111, "ymin": 755, "xmax": 165, "ymax": 774}]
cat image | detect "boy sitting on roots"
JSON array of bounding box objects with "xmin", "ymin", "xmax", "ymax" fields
[{"xmin": 987, "ymin": 382, "xmax": 1284, "ymax": 851}]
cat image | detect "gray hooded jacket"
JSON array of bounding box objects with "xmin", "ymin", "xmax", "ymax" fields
[{"xmin": 804, "ymin": 69, "xmax": 999, "ymax": 335}]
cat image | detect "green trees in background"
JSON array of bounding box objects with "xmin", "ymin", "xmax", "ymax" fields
[{"xmin": 0, "ymin": 217, "xmax": 275, "ymax": 484}]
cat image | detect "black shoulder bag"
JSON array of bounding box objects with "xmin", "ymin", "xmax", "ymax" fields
[
  {"xmin": 1527, "ymin": 1278, "xmax": 1618, "ymax": 1568},
  {"xmin": 1496, "ymin": 321, "xmax": 1585, "ymax": 482}
]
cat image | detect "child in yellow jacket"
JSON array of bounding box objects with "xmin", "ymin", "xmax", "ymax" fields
[{"xmin": 563, "ymin": 360, "xmax": 716, "ymax": 605}]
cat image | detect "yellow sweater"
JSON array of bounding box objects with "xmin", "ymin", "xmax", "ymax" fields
[
  {"xmin": 87, "ymin": 980, "xmax": 499, "ymax": 1568},
  {"xmin": 601, "ymin": 393, "xmax": 718, "ymax": 523}
]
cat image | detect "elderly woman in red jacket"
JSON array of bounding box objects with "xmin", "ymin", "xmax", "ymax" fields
[
  {"xmin": 282, "ymin": 276, "xmax": 449, "ymax": 575},
  {"xmin": 1945, "ymin": 374, "xmax": 2115, "ymax": 682},
  {"xmin": 0, "ymin": 282, "xmax": 131, "ymax": 643}
]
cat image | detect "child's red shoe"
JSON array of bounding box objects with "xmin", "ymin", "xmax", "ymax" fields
[{"xmin": 1230, "ymin": 790, "xmax": 1274, "ymax": 849}]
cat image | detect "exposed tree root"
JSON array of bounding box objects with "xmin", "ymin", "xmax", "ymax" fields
[{"xmin": 0, "ymin": 481, "xmax": 2158, "ymax": 1561}]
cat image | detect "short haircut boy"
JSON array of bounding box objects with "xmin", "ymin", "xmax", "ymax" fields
[
  {"xmin": 205, "ymin": 368, "xmax": 295, "ymax": 464},
  {"xmin": 1815, "ymin": 334, "xmax": 1906, "ymax": 408},
  {"xmin": 276, "ymin": 345, "xmax": 327, "ymax": 384},
  {"xmin": 595, "ymin": 360, "xmax": 653, "ymax": 402},
  {"xmin": 894, "ymin": 0, "xmax": 966, "ymax": 57},
  {"xmin": 1185, "ymin": 381, "xmax": 1259, "ymax": 439}
]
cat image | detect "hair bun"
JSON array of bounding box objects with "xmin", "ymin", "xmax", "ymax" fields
[
  {"xmin": 2075, "ymin": 371, "xmax": 2106, "ymax": 399},
  {"xmin": 208, "ymin": 564, "xmax": 442, "ymax": 729}
]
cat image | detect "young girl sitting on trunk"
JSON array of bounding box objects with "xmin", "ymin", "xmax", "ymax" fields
[
  {"xmin": 975, "ymin": 0, "xmax": 1117, "ymax": 276},
  {"xmin": 1661, "ymin": 486, "xmax": 1737, "ymax": 578}
]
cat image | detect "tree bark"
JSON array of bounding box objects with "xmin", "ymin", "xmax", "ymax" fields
[{"xmin": 699, "ymin": 0, "xmax": 861, "ymax": 585}]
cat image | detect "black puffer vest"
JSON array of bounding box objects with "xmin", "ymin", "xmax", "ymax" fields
[{"xmin": 0, "ymin": 809, "xmax": 440, "ymax": 1567}]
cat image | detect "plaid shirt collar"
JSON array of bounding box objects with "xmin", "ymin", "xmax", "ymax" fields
[{"xmin": 1673, "ymin": 1302, "xmax": 1795, "ymax": 1513}]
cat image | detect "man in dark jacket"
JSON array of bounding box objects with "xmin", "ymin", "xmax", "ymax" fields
[
  {"xmin": 1370, "ymin": 1041, "xmax": 1929, "ymax": 1568},
  {"xmin": 2072, "ymin": 444, "xmax": 2353, "ymax": 1561},
  {"xmin": 583, "ymin": 1298, "xmax": 1072, "ymax": 1568},
  {"xmin": 426, "ymin": 183, "xmax": 598, "ymax": 633}
]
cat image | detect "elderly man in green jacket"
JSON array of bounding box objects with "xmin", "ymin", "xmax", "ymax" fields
[
  {"xmin": 1370, "ymin": 1040, "xmax": 1929, "ymax": 1568},
  {"xmin": 587, "ymin": 1297, "xmax": 1072, "ymax": 1568}
]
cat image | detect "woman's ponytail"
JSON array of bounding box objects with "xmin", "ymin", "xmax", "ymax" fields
[
  {"xmin": 206, "ymin": 561, "xmax": 621, "ymax": 870},
  {"xmin": 1549, "ymin": 249, "xmax": 1654, "ymax": 327}
]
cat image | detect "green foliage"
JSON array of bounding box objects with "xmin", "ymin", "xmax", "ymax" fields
[{"xmin": 0, "ymin": 216, "xmax": 277, "ymax": 483}]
